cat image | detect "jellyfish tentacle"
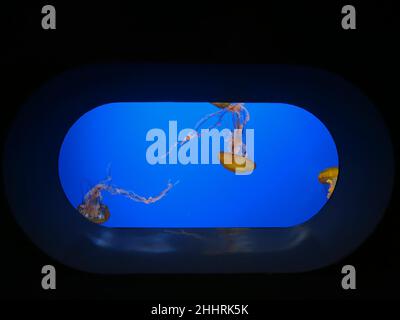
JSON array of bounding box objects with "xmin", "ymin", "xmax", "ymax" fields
[
  {"xmin": 240, "ymin": 105, "xmax": 250, "ymax": 127},
  {"xmin": 194, "ymin": 108, "xmax": 227, "ymax": 131},
  {"xmin": 106, "ymin": 181, "xmax": 175, "ymax": 205},
  {"xmin": 159, "ymin": 108, "xmax": 228, "ymax": 161}
]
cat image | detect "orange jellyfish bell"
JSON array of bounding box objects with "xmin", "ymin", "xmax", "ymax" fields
[
  {"xmin": 218, "ymin": 152, "xmax": 256, "ymax": 174},
  {"xmin": 95, "ymin": 204, "xmax": 111, "ymax": 224},
  {"xmin": 211, "ymin": 102, "xmax": 233, "ymax": 109},
  {"xmin": 318, "ymin": 167, "xmax": 339, "ymax": 199},
  {"xmin": 78, "ymin": 203, "xmax": 111, "ymax": 224}
]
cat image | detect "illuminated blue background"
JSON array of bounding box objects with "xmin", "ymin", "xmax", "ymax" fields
[{"xmin": 58, "ymin": 102, "xmax": 338, "ymax": 227}]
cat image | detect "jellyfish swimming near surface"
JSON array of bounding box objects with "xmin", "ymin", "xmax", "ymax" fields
[
  {"xmin": 209, "ymin": 103, "xmax": 255, "ymax": 174},
  {"xmin": 78, "ymin": 169, "xmax": 176, "ymax": 224},
  {"xmin": 162, "ymin": 102, "xmax": 255, "ymax": 174},
  {"xmin": 318, "ymin": 167, "xmax": 339, "ymax": 199}
]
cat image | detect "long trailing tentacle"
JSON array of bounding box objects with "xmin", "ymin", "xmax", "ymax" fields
[
  {"xmin": 105, "ymin": 180, "xmax": 177, "ymax": 205},
  {"xmin": 194, "ymin": 108, "xmax": 227, "ymax": 131},
  {"xmin": 159, "ymin": 108, "xmax": 228, "ymax": 161}
]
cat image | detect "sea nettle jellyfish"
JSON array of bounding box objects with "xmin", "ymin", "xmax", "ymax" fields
[
  {"xmin": 318, "ymin": 167, "xmax": 339, "ymax": 199},
  {"xmin": 158, "ymin": 102, "xmax": 255, "ymax": 174},
  {"xmin": 210, "ymin": 103, "xmax": 255, "ymax": 174},
  {"xmin": 78, "ymin": 171, "xmax": 176, "ymax": 224},
  {"xmin": 184, "ymin": 102, "xmax": 255, "ymax": 174}
]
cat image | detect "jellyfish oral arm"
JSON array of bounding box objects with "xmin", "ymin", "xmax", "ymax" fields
[{"xmin": 327, "ymin": 178, "xmax": 337, "ymax": 198}]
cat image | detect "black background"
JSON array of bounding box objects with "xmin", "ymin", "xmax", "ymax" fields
[{"xmin": 0, "ymin": 0, "xmax": 398, "ymax": 306}]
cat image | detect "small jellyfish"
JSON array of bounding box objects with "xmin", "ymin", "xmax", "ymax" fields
[
  {"xmin": 318, "ymin": 167, "xmax": 339, "ymax": 199},
  {"xmin": 77, "ymin": 168, "xmax": 176, "ymax": 224}
]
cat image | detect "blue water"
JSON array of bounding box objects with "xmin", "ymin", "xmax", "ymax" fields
[{"xmin": 58, "ymin": 102, "xmax": 338, "ymax": 227}]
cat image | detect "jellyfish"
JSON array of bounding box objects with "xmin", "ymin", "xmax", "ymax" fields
[
  {"xmin": 162, "ymin": 102, "xmax": 255, "ymax": 173},
  {"xmin": 318, "ymin": 167, "xmax": 339, "ymax": 199},
  {"xmin": 77, "ymin": 170, "xmax": 176, "ymax": 224},
  {"xmin": 77, "ymin": 173, "xmax": 113, "ymax": 224},
  {"xmin": 209, "ymin": 103, "xmax": 255, "ymax": 174}
]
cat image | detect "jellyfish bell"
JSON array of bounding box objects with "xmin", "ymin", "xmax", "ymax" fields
[
  {"xmin": 78, "ymin": 203, "xmax": 111, "ymax": 224},
  {"xmin": 211, "ymin": 102, "xmax": 244, "ymax": 112},
  {"xmin": 318, "ymin": 167, "xmax": 339, "ymax": 199},
  {"xmin": 218, "ymin": 152, "xmax": 256, "ymax": 174},
  {"xmin": 318, "ymin": 167, "xmax": 339, "ymax": 183},
  {"xmin": 211, "ymin": 102, "xmax": 233, "ymax": 109}
]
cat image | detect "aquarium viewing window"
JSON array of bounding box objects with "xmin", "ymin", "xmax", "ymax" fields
[
  {"xmin": 5, "ymin": 63, "xmax": 392, "ymax": 273},
  {"xmin": 58, "ymin": 102, "xmax": 339, "ymax": 228}
]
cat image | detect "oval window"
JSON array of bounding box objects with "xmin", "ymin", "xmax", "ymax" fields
[{"xmin": 58, "ymin": 102, "xmax": 339, "ymax": 228}]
